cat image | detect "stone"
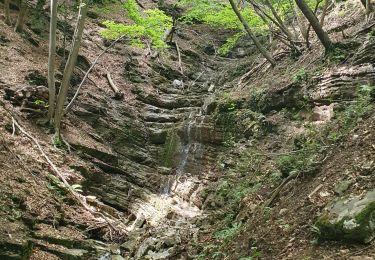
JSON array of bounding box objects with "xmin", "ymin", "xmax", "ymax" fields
[
  {"xmin": 134, "ymin": 238, "xmax": 157, "ymax": 259},
  {"xmin": 334, "ymin": 180, "xmax": 352, "ymax": 195},
  {"xmin": 279, "ymin": 208, "xmax": 288, "ymax": 216},
  {"xmin": 86, "ymin": 195, "xmax": 97, "ymax": 202},
  {"xmin": 315, "ymin": 189, "xmax": 375, "ymax": 243},
  {"xmin": 350, "ymin": 256, "xmax": 374, "ymax": 260},
  {"xmin": 146, "ymin": 248, "xmax": 175, "ymax": 260},
  {"xmin": 109, "ymin": 244, "xmax": 121, "ymax": 254},
  {"xmin": 133, "ymin": 213, "xmax": 146, "ymax": 229},
  {"xmin": 62, "ymin": 248, "xmax": 88, "ymax": 257},
  {"xmin": 172, "ymin": 79, "xmax": 184, "ymax": 89},
  {"xmin": 111, "ymin": 255, "xmax": 125, "ymax": 260},
  {"xmin": 311, "ymin": 104, "xmax": 335, "ymax": 123}
]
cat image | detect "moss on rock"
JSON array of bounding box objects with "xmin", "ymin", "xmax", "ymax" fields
[{"xmin": 315, "ymin": 189, "xmax": 375, "ymax": 243}]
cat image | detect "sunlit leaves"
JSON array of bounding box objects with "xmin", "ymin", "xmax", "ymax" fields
[{"xmin": 100, "ymin": 0, "xmax": 172, "ymax": 49}]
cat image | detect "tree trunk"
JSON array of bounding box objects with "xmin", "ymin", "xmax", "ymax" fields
[
  {"xmin": 47, "ymin": 0, "xmax": 58, "ymax": 123},
  {"xmin": 4, "ymin": 0, "xmax": 11, "ymax": 25},
  {"xmin": 320, "ymin": 0, "xmax": 330, "ymax": 26},
  {"xmin": 295, "ymin": 0, "xmax": 332, "ymax": 51},
  {"xmin": 366, "ymin": 0, "xmax": 373, "ymax": 17},
  {"xmin": 264, "ymin": 0, "xmax": 295, "ymax": 41},
  {"xmin": 229, "ymin": 0, "xmax": 276, "ymax": 66},
  {"xmin": 54, "ymin": 0, "xmax": 88, "ymax": 138},
  {"xmin": 15, "ymin": 0, "xmax": 27, "ymax": 32}
]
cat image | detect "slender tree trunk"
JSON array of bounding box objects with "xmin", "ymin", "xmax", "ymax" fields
[
  {"xmin": 294, "ymin": 5, "xmax": 308, "ymax": 41},
  {"xmin": 229, "ymin": 0, "xmax": 276, "ymax": 66},
  {"xmin": 264, "ymin": 0, "xmax": 295, "ymax": 41},
  {"xmin": 366, "ymin": 0, "xmax": 373, "ymax": 17},
  {"xmin": 320, "ymin": 0, "xmax": 329, "ymax": 26},
  {"xmin": 47, "ymin": 0, "xmax": 58, "ymax": 123},
  {"xmin": 249, "ymin": 0, "xmax": 301, "ymax": 53},
  {"xmin": 305, "ymin": 0, "xmax": 322, "ymax": 48},
  {"xmin": 54, "ymin": 0, "xmax": 88, "ymax": 138},
  {"xmin": 360, "ymin": 0, "xmax": 371, "ymax": 9},
  {"xmin": 4, "ymin": 0, "xmax": 11, "ymax": 25},
  {"xmin": 295, "ymin": 0, "xmax": 332, "ymax": 51},
  {"xmin": 15, "ymin": 0, "xmax": 27, "ymax": 32}
]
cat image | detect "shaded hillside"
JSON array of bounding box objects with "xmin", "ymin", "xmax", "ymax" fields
[{"xmin": 0, "ymin": 0, "xmax": 375, "ymax": 259}]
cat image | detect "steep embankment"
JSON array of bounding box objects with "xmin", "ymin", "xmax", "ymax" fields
[
  {"xmin": 187, "ymin": 2, "xmax": 375, "ymax": 259},
  {"xmin": 0, "ymin": 0, "xmax": 234, "ymax": 258},
  {"xmin": 1, "ymin": 0, "xmax": 375, "ymax": 259}
]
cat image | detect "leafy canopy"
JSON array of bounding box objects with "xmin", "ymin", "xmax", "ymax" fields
[
  {"xmin": 178, "ymin": 0, "xmax": 265, "ymax": 55},
  {"xmin": 100, "ymin": 0, "xmax": 172, "ymax": 48}
]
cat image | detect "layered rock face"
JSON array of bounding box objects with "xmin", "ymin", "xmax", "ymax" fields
[{"xmin": 61, "ymin": 22, "xmax": 227, "ymax": 257}]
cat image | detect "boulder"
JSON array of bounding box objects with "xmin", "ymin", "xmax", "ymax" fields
[{"xmin": 315, "ymin": 189, "xmax": 375, "ymax": 243}]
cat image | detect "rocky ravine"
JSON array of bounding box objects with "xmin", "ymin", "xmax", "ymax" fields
[
  {"xmin": 0, "ymin": 2, "xmax": 235, "ymax": 257},
  {"xmin": 2, "ymin": 0, "xmax": 375, "ymax": 259}
]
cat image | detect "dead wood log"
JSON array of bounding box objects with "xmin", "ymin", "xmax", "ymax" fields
[{"xmin": 106, "ymin": 72, "xmax": 124, "ymax": 100}]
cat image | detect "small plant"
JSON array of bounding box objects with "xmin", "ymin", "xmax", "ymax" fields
[
  {"xmin": 47, "ymin": 176, "xmax": 67, "ymax": 200},
  {"xmin": 71, "ymin": 184, "xmax": 83, "ymax": 193},
  {"xmin": 326, "ymin": 45, "xmax": 347, "ymax": 63},
  {"xmin": 52, "ymin": 134, "xmax": 69, "ymax": 150},
  {"xmin": 218, "ymin": 32, "xmax": 244, "ymax": 56},
  {"xmin": 263, "ymin": 206, "xmax": 272, "ymax": 220},
  {"xmin": 293, "ymin": 68, "xmax": 307, "ymax": 83},
  {"xmin": 33, "ymin": 99, "xmax": 47, "ymax": 107},
  {"xmin": 214, "ymin": 222, "xmax": 242, "ymax": 242},
  {"xmin": 276, "ymin": 154, "xmax": 303, "ymax": 175}
]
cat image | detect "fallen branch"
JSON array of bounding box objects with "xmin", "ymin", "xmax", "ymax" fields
[
  {"xmin": 76, "ymin": 67, "xmax": 99, "ymax": 88},
  {"xmin": 8, "ymin": 115, "xmax": 126, "ymax": 237},
  {"xmin": 175, "ymin": 41, "xmax": 184, "ymax": 75},
  {"xmin": 106, "ymin": 72, "xmax": 124, "ymax": 100},
  {"xmin": 263, "ymin": 171, "xmax": 299, "ymax": 208},
  {"xmin": 308, "ymin": 184, "xmax": 323, "ymax": 200},
  {"xmin": 64, "ymin": 35, "xmax": 125, "ymax": 113},
  {"xmin": 238, "ymin": 59, "xmax": 268, "ymax": 88}
]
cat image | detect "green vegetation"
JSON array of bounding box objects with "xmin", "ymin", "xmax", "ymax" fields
[
  {"xmin": 101, "ymin": 0, "xmax": 172, "ymax": 48},
  {"xmin": 178, "ymin": 0, "xmax": 265, "ymax": 56},
  {"xmin": 214, "ymin": 222, "xmax": 242, "ymax": 242},
  {"xmin": 292, "ymin": 68, "xmax": 307, "ymax": 83}
]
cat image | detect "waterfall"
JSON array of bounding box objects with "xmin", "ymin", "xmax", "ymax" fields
[
  {"xmin": 161, "ymin": 94, "xmax": 212, "ymax": 197},
  {"xmin": 176, "ymin": 111, "xmax": 195, "ymax": 176}
]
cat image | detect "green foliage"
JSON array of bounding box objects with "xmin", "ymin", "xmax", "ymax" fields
[
  {"xmin": 327, "ymin": 85, "xmax": 373, "ymax": 140},
  {"xmin": 292, "ymin": 68, "xmax": 307, "ymax": 83},
  {"xmin": 47, "ymin": 175, "xmax": 67, "ymax": 200},
  {"xmin": 71, "ymin": 184, "xmax": 83, "ymax": 193},
  {"xmin": 327, "ymin": 46, "xmax": 347, "ymax": 63},
  {"xmin": 248, "ymin": 88, "xmax": 266, "ymax": 111},
  {"xmin": 52, "ymin": 134, "xmax": 68, "ymax": 150},
  {"xmin": 178, "ymin": 0, "xmax": 265, "ymax": 55},
  {"xmin": 33, "ymin": 99, "xmax": 47, "ymax": 107},
  {"xmin": 124, "ymin": 0, "xmax": 143, "ymax": 24},
  {"xmin": 101, "ymin": 0, "xmax": 172, "ymax": 48},
  {"xmin": 179, "ymin": 0, "xmax": 263, "ymax": 30},
  {"xmin": 277, "ymin": 155, "xmax": 304, "ymax": 175},
  {"xmin": 278, "ymin": 85, "xmax": 374, "ymax": 177},
  {"xmin": 92, "ymin": 0, "xmax": 123, "ymax": 14},
  {"xmin": 214, "ymin": 222, "xmax": 242, "ymax": 242},
  {"xmin": 218, "ymin": 32, "xmax": 245, "ymax": 56}
]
